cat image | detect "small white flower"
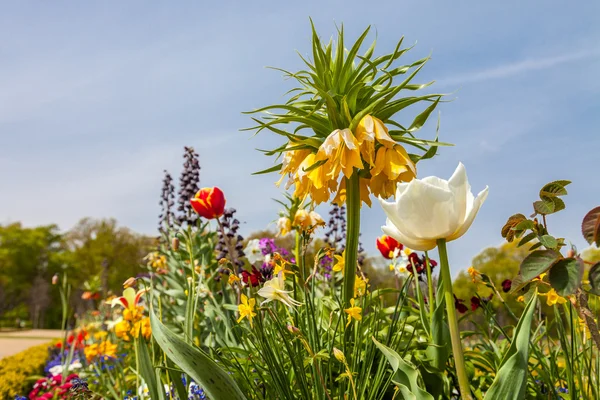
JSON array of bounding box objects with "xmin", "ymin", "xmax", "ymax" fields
[{"xmin": 244, "ymin": 239, "xmax": 263, "ymax": 265}]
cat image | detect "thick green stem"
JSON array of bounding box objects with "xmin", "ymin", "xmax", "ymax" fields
[
  {"xmin": 437, "ymin": 239, "xmax": 471, "ymax": 400},
  {"xmin": 343, "ymin": 173, "xmax": 361, "ymax": 305}
]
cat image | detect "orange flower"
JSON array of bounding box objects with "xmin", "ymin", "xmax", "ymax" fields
[
  {"xmin": 376, "ymin": 235, "xmax": 403, "ymax": 259},
  {"xmin": 190, "ymin": 187, "xmax": 226, "ymax": 219}
]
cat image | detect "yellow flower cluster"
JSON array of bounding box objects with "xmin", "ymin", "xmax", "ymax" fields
[
  {"xmin": 84, "ymin": 339, "xmax": 118, "ymax": 362},
  {"xmin": 114, "ymin": 305, "xmax": 152, "ymax": 341},
  {"xmin": 145, "ymin": 252, "xmax": 167, "ymax": 269},
  {"xmin": 0, "ymin": 342, "xmax": 55, "ymax": 399},
  {"xmin": 277, "ymin": 115, "xmax": 416, "ymax": 205}
]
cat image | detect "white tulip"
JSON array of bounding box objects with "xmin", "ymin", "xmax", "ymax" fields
[{"xmin": 379, "ymin": 163, "xmax": 488, "ymax": 251}]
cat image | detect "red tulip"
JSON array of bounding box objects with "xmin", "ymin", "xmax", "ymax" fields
[
  {"xmin": 376, "ymin": 235, "xmax": 403, "ymax": 259},
  {"xmin": 190, "ymin": 187, "xmax": 226, "ymax": 219}
]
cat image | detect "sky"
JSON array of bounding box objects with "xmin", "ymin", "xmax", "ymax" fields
[{"xmin": 1, "ymin": 1, "xmax": 599, "ymax": 275}]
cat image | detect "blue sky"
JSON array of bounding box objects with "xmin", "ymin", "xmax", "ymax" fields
[{"xmin": 1, "ymin": 1, "xmax": 599, "ymax": 274}]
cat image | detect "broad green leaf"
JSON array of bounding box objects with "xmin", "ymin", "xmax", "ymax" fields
[
  {"xmin": 426, "ymin": 276, "xmax": 450, "ymax": 370},
  {"xmin": 149, "ymin": 310, "xmax": 247, "ymax": 400},
  {"xmin": 582, "ymin": 206, "xmax": 600, "ymax": 246},
  {"xmin": 136, "ymin": 336, "xmax": 160, "ymax": 400},
  {"xmin": 373, "ymin": 337, "xmax": 435, "ymax": 400},
  {"xmin": 539, "ymin": 235, "xmax": 557, "ymax": 249},
  {"xmin": 539, "ymin": 180, "xmax": 571, "ymax": 198},
  {"xmin": 517, "ymin": 232, "xmax": 537, "ymax": 247},
  {"xmin": 588, "ymin": 262, "xmax": 600, "ymax": 296},
  {"xmin": 483, "ymin": 294, "xmax": 537, "ymax": 400},
  {"xmin": 519, "ymin": 250, "xmax": 561, "ymax": 282},
  {"xmin": 167, "ymin": 359, "xmax": 188, "ymax": 400},
  {"xmin": 533, "ymin": 199, "xmax": 554, "ymax": 215},
  {"xmin": 548, "ymin": 258, "xmax": 582, "ymax": 296}
]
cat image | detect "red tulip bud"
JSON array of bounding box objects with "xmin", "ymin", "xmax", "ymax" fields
[{"xmin": 190, "ymin": 187, "xmax": 226, "ymax": 219}]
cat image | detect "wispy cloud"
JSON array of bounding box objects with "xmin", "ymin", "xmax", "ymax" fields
[{"xmin": 439, "ymin": 48, "xmax": 600, "ymax": 87}]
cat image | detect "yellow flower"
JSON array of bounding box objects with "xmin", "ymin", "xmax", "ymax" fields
[
  {"xmin": 273, "ymin": 258, "xmax": 294, "ymax": 277},
  {"xmin": 332, "ymin": 177, "xmax": 372, "ymax": 207},
  {"xmin": 85, "ymin": 340, "xmax": 118, "ymax": 362},
  {"xmin": 134, "ymin": 317, "xmax": 152, "ymax": 340},
  {"xmin": 344, "ymin": 298, "xmax": 362, "ymax": 327},
  {"xmin": 228, "ymin": 273, "xmax": 241, "ymax": 286},
  {"xmin": 517, "ymin": 295, "xmax": 525, "ymax": 303},
  {"xmin": 332, "ymin": 252, "xmax": 345, "ymax": 274},
  {"xmin": 333, "ymin": 347, "xmax": 346, "ymax": 363},
  {"xmin": 369, "ymin": 144, "xmax": 416, "ymax": 199},
  {"xmin": 316, "ymin": 128, "xmax": 363, "ymax": 180},
  {"xmin": 533, "ymin": 273, "xmax": 547, "ymax": 282},
  {"xmin": 354, "ymin": 275, "xmax": 368, "ymax": 297},
  {"xmin": 114, "ymin": 320, "xmax": 131, "ymax": 341},
  {"xmin": 540, "ymin": 288, "xmax": 567, "ymax": 306},
  {"xmin": 277, "ymin": 217, "xmax": 292, "ymax": 236},
  {"xmin": 237, "ymin": 294, "xmax": 257, "ymax": 327},
  {"xmin": 145, "ymin": 252, "xmax": 167, "ymax": 269},
  {"xmin": 93, "ymin": 331, "xmax": 108, "ymax": 341},
  {"xmin": 123, "ymin": 306, "xmax": 144, "ymax": 322},
  {"xmin": 293, "ymin": 209, "xmax": 325, "ymax": 231},
  {"xmin": 468, "ymin": 267, "xmax": 481, "ymax": 283},
  {"xmin": 355, "ymin": 115, "xmax": 396, "ymax": 167}
]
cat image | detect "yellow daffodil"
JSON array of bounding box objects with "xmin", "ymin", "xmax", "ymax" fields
[
  {"xmin": 257, "ymin": 273, "xmax": 303, "ymax": 307},
  {"xmin": 332, "ymin": 252, "xmax": 345, "ymax": 273},
  {"xmin": 344, "ymin": 298, "xmax": 362, "ymax": 327},
  {"xmin": 354, "ymin": 275, "xmax": 368, "ymax": 297},
  {"xmin": 237, "ymin": 294, "xmax": 257, "ymax": 327},
  {"xmin": 540, "ymin": 288, "xmax": 567, "ymax": 306}
]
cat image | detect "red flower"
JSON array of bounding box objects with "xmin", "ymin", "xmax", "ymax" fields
[
  {"xmin": 470, "ymin": 296, "xmax": 481, "ymax": 311},
  {"xmin": 241, "ymin": 267, "xmax": 263, "ymax": 287},
  {"xmin": 190, "ymin": 187, "xmax": 226, "ymax": 219},
  {"xmin": 501, "ymin": 279, "xmax": 512, "ymax": 293},
  {"xmin": 454, "ymin": 294, "xmax": 468, "ymax": 314},
  {"xmin": 376, "ymin": 235, "xmax": 403, "ymax": 259}
]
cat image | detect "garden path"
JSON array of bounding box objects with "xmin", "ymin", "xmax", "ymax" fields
[{"xmin": 0, "ymin": 329, "xmax": 61, "ymax": 358}]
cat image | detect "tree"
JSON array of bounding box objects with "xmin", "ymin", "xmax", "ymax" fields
[
  {"xmin": 64, "ymin": 218, "xmax": 155, "ymax": 296},
  {"xmin": 0, "ymin": 223, "xmax": 65, "ymax": 328}
]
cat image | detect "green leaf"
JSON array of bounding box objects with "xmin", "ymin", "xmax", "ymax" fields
[
  {"xmin": 251, "ymin": 163, "xmax": 283, "ymax": 176},
  {"xmin": 539, "ymin": 235, "xmax": 557, "ymax": 249},
  {"xmin": 149, "ymin": 310, "xmax": 247, "ymax": 400},
  {"xmin": 548, "ymin": 258, "xmax": 583, "ymax": 296},
  {"xmin": 517, "ymin": 232, "xmax": 537, "ymax": 247},
  {"xmin": 533, "ymin": 199, "xmax": 555, "ymax": 215},
  {"xmin": 483, "ymin": 294, "xmax": 538, "ymax": 400},
  {"xmin": 167, "ymin": 359, "xmax": 188, "ymax": 400},
  {"xmin": 372, "ymin": 337, "xmax": 435, "ymax": 400},
  {"xmin": 407, "ymin": 97, "xmax": 441, "ymax": 132},
  {"xmin": 588, "ymin": 262, "xmax": 600, "ymax": 296},
  {"xmin": 136, "ymin": 336, "xmax": 160, "ymax": 400},
  {"xmin": 539, "ymin": 180, "xmax": 571, "ymax": 198},
  {"xmin": 582, "ymin": 206, "xmax": 600, "ymax": 246},
  {"xmin": 519, "ymin": 250, "xmax": 561, "ymax": 282},
  {"xmin": 426, "ymin": 276, "xmax": 450, "ymax": 370}
]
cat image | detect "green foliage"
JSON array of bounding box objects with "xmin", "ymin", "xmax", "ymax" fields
[
  {"xmin": 532, "ymin": 180, "xmax": 570, "ymax": 217},
  {"xmin": 548, "ymin": 258, "xmax": 583, "ymax": 296},
  {"xmin": 483, "ymin": 294, "xmax": 537, "ymax": 400},
  {"xmin": 582, "ymin": 206, "xmax": 600, "ymax": 247}
]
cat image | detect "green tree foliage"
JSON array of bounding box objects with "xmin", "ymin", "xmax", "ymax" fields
[
  {"xmin": 0, "ymin": 223, "xmax": 65, "ymax": 328},
  {"xmin": 64, "ymin": 218, "xmax": 155, "ymax": 295},
  {"xmin": 453, "ymin": 241, "xmax": 530, "ymax": 326}
]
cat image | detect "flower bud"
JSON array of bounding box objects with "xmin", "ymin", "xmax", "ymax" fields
[
  {"xmin": 190, "ymin": 187, "xmax": 226, "ymax": 219},
  {"xmin": 567, "ymin": 249, "xmax": 575, "ymax": 258},
  {"xmin": 52, "ymin": 274, "xmax": 59, "ymax": 285},
  {"xmin": 287, "ymin": 324, "xmax": 300, "ymax": 335},
  {"xmin": 171, "ymin": 237, "xmax": 180, "ymax": 251},
  {"xmin": 123, "ymin": 277, "xmax": 136, "ymax": 288},
  {"xmin": 333, "ymin": 347, "xmax": 346, "ymax": 363}
]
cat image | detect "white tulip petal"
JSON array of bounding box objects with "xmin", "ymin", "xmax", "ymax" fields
[
  {"xmin": 395, "ymin": 181, "xmax": 411, "ymax": 197},
  {"xmin": 421, "ymin": 176, "xmax": 449, "ymax": 191},
  {"xmin": 447, "ymin": 162, "xmax": 470, "ymax": 233},
  {"xmin": 448, "ymin": 186, "xmax": 489, "ymax": 241},
  {"xmin": 382, "ymin": 221, "xmax": 437, "ymax": 251},
  {"xmin": 397, "ymin": 179, "xmax": 455, "ymax": 238}
]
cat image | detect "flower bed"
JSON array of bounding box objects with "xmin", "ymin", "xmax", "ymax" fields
[{"xmin": 0, "ymin": 342, "xmax": 54, "ymax": 400}]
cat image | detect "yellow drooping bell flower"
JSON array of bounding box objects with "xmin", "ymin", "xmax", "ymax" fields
[
  {"xmin": 293, "ymin": 209, "xmax": 325, "ymax": 231},
  {"xmin": 333, "ymin": 177, "xmax": 372, "ymax": 207},
  {"xmin": 344, "ymin": 298, "xmax": 362, "ymax": 327},
  {"xmin": 369, "ymin": 144, "xmax": 416, "ymax": 198},
  {"xmin": 293, "ymin": 153, "xmax": 338, "ymax": 204},
  {"xmin": 277, "ymin": 216, "xmax": 292, "ymax": 236},
  {"xmin": 540, "ymin": 288, "xmax": 567, "ymax": 306},
  {"xmin": 276, "ymin": 145, "xmax": 312, "ymax": 188},
  {"xmin": 355, "ymin": 115, "xmax": 396, "ymax": 166},
  {"xmin": 316, "ymin": 128, "xmax": 363, "ymax": 179},
  {"xmin": 332, "ymin": 251, "xmax": 345, "ymax": 273}
]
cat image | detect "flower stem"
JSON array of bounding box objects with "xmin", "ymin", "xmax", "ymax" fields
[
  {"xmin": 436, "ymin": 238, "xmax": 471, "ymax": 400},
  {"xmin": 343, "ymin": 173, "xmax": 360, "ymax": 305}
]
